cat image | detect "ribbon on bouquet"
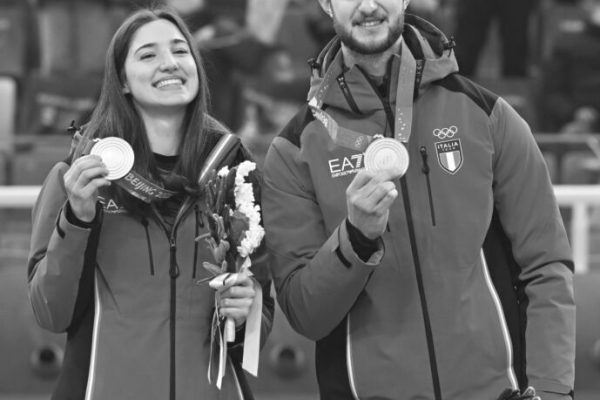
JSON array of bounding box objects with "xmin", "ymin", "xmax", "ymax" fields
[{"xmin": 207, "ymin": 264, "xmax": 263, "ymax": 388}]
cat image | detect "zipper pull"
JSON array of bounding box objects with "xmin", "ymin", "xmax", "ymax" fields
[
  {"xmin": 420, "ymin": 146, "xmax": 430, "ymax": 174},
  {"xmin": 169, "ymin": 237, "xmax": 180, "ymax": 278}
]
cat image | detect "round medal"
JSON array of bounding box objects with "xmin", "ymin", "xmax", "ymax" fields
[
  {"xmin": 90, "ymin": 137, "xmax": 134, "ymax": 180},
  {"xmin": 364, "ymin": 137, "xmax": 409, "ymax": 178}
]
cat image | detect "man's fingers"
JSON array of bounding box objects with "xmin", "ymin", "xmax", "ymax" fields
[
  {"xmin": 375, "ymin": 187, "xmax": 399, "ymax": 209},
  {"xmin": 347, "ymin": 169, "xmax": 377, "ymax": 192}
]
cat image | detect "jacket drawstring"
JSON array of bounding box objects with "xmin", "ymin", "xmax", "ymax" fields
[
  {"xmin": 420, "ymin": 146, "xmax": 437, "ymax": 226},
  {"xmin": 336, "ymin": 73, "xmax": 362, "ymax": 115},
  {"xmin": 141, "ymin": 217, "xmax": 155, "ymax": 276}
]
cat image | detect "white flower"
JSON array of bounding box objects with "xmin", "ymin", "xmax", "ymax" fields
[
  {"xmin": 233, "ymin": 161, "xmax": 264, "ymax": 259},
  {"xmin": 217, "ymin": 166, "xmax": 229, "ymax": 177}
]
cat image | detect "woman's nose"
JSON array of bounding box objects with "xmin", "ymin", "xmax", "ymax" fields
[{"xmin": 159, "ymin": 53, "xmax": 179, "ymax": 71}]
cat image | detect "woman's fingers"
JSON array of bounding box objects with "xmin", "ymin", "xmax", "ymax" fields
[
  {"xmin": 216, "ymin": 275, "xmax": 257, "ymax": 324},
  {"xmin": 64, "ymin": 155, "xmax": 110, "ymax": 222}
]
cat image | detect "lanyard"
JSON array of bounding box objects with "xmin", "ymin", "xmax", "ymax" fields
[{"xmin": 308, "ymin": 41, "xmax": 418, "ymax": 149}]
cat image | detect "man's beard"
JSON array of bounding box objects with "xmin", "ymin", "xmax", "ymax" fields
[{"xmin": 333, "ymin": 16, "xmax": 404, "ymax": 55}]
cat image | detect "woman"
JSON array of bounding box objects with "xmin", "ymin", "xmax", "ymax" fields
[{"xmin": 27, "ymin": 7, "xmax": 273, "ymax": 400}]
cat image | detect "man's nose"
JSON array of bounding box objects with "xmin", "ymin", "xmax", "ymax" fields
[{"xmin": 357, "ymin": 0, "xmax": 378, "ymax": 13}]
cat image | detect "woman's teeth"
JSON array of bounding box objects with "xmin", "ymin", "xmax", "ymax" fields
[{"xmin": 156, "ymin": 79, "xmax": 182, "ymax": 88}]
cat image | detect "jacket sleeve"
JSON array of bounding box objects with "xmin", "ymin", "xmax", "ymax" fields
[
  {"xmin": 27, "ymin": 162, "xmax": 100, "ymax": 333},
  {"xmin": 262, "ymin": 136, "xmax": 383, "ymax": 341},
  {"xmin": 490, "ymin": 98, "xmax": 575, "ymax": 398}
]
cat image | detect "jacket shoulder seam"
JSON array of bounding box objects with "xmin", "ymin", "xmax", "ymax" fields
[{"xmin": 433, "ymin": 74, "xmax": 498, "ymax": 116}]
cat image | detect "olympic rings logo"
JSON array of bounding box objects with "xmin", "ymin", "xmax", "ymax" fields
[{"xmin": 433, "ymin": 126, "xmax": 458, "ymax": 139}]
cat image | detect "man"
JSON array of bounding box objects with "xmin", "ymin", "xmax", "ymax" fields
[{"xmin": 262, "ymin": 1, "xmax": 575, "ymax": 399}]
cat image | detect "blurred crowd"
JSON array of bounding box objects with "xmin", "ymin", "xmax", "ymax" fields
[{"xmin": 0, "ymin": 0, "xmax": 599, "ymax": 168}]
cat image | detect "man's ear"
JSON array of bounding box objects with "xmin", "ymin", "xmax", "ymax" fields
[{"xmin": 317, "ymin": 0, "xmax": 332, "ymax": 17}]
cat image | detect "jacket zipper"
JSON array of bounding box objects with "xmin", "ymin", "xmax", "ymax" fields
[
  {"xmin": 360, "ymin": 65, "xmax": 442, "ymax": 400},
  {"xmin": 151, "ymin": 198, "xmax": 195, "ymax": 400},
  {"xmin": 192, "ymin": 204, "xmax": 203, "ymax": 279},
  {"xmin": 420, "ymin": 146, "xmax": 437, "ymax": 226},
  {"xmin": 399, "ymin": 178, "xmax": 442, "ymax": 400},
  {"xmin": 337, "ymin": 74, "xmax": 362, "ymax": 114}
]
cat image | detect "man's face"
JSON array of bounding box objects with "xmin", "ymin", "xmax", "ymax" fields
[{"xmin": 327, "ymin": 0, "xmax": 407, "ymax": 55}]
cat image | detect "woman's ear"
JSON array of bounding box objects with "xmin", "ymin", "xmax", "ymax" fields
[{"xmin": 122, "ymin": 83, "xmax": 130, "ymax": 94}]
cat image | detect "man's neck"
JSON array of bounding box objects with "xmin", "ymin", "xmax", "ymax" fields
[{"xmin": 340, "ymin": 40, "xmax": 402, "ymax": 77}]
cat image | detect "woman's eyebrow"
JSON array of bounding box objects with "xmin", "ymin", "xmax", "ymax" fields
[{"xmin": 134, "ymin": 38, "xmax": 188, "ymax": 54}]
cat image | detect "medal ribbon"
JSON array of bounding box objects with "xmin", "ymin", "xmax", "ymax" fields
[
  {"xmin": 309, "ymin": 105, "xmax": 373, "ymax": 151},
  {"xmin": 394, "ymin": 41, "xmax": 417, "ymax": 143},
  {"xmin": 78, "ymin": 135, "xmax": 176, "ymax": 203},
  {"xmin": 308, "ymin": 40, "xmax": 418, "ymax": 147}
]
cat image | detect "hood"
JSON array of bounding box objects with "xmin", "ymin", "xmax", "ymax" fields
[{"xmin": 307, "ymin": 14, "xmax": 458, "ymax": 110}]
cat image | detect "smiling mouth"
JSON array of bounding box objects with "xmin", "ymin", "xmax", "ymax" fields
[
  {"xmin": 155, "ymin": 78, "xmax": 185, "ymax": 88},
  {"xmin": 355, "ymin": 18, "xmax": 385, "ymax": 28}
]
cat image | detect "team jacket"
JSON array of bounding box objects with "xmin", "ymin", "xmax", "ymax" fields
[
  {"xmin": 262, "ymin": 15, "xmax": 575, "ymax": 400},
  {"xmin": 27, "ymin": 131, "xmax": 274, "ymax": 400}
]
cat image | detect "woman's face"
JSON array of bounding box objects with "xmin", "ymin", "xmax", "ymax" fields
[{"xmin": 123, "ymin": 19, "xmax": 199, "ymax": 113}]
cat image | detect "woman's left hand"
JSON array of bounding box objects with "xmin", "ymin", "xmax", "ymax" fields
[{"xmin": 216, "ymin": 272, "xmax": 256, "ymax": 328}]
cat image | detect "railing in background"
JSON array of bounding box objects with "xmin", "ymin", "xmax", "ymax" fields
[{"xmin": 2, "ymin": 185, "xmax": 600, "ymax": 273}]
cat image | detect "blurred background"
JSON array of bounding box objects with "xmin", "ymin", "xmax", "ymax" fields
[{"xmin": 1, "ymin": 0, "xmax": 600, "ymax": 399}]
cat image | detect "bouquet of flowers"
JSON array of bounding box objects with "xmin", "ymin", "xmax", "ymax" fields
[{"xmin": 196, "ymin": 160, "xmax": 265, "ymax": 388}]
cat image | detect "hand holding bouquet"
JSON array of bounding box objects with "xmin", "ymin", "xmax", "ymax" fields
[{"xmin": 196, "ymin": 160, "xmax": 265, "ymax": 387}]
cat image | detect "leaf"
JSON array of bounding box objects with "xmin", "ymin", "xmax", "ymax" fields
[
  {"xmin": 214, "ymin": 214, "xmax": 227, "ymax": 240},
  {"xmin": 208, "ymin": 239, "xmax": 230, "ymax": 265},
  {"xmin": 202, "ymin": 261, "xmax": 224, "ymax": 276},
  {"xmin": 225, "ymin": 166, "xmax": 237, "ymax": 207},
  {"xmin": 215, "ymin": 174, "xmax": 228, "ymax": 215},
  {"xmin": 228, "ymin": 210, "xmax": 250, "ymax": 246},
  {"xmin": 206, "ymin": 177, "xmax": 217, "ymax": 210},
  {"xmin": 206, "ymin": 214, "xmax": 220, "ymax": 243}
]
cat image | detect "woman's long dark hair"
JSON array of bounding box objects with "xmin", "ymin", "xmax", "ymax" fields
[{"xmin": 74, "ymin": 6, "xmax": 229, "ymax": 213}]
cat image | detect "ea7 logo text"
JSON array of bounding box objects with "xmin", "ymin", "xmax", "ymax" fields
[{"xmin": 328, "ymin": 154, "xmax": 364, "ymax": 178}]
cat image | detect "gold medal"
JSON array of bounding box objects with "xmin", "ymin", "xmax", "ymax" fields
[
  {"xmin": 364, "ymin": 137, "xmax": 409, "ymax": 178},
  {"xmin": 90, "ymin": 137, "xmax": 135, "ymax": 180}
]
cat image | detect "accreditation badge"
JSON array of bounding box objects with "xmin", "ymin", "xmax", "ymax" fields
[
  {"xmin": 364, "ymin": 136, "xmax": 410, "ymax": 178},
  {"xmin": 90, "ymin": 137, "xmax": 135, "ymax": 180}
]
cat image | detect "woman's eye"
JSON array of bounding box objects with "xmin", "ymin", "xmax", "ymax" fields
[
  {"xmin": 173, "ymin": 47, "xmax": 190, "ymax": 55},
  {"xmin": 140, "ymin": 53, "xmax": 155, "ymax": 60}
]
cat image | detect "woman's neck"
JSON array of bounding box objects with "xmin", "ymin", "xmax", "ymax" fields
[{"xmin": 138, "ymin": 109, "xmax": 184, "ymax": 156}]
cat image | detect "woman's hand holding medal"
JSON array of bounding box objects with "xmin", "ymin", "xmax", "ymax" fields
[
  {"xmin": 64, "ymin": 136, "xmax": 135, "ymax": 222},
  {"xmin": 346, "ymin": 168, "xmax": 399, "ymax": 240},
  {"xmin": 63, "ymin": 155, "xmax": 111, "ymax": 222}
]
